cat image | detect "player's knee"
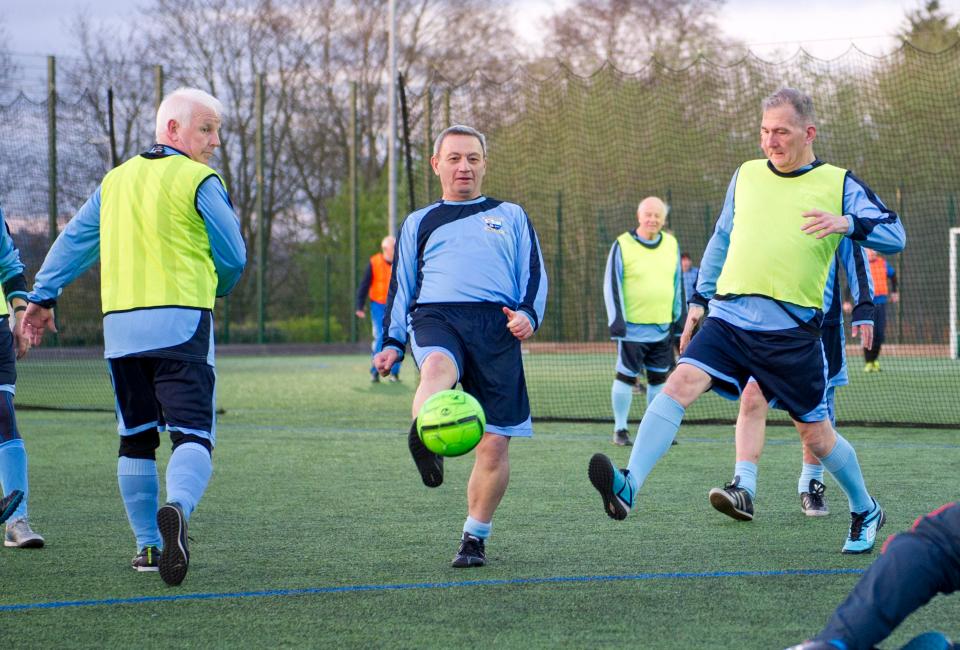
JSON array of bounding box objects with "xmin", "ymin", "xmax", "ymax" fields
[
  {"xmin": 646, "ymin": 370, "xmax": 668, "ymax": 386},
  {"xmin": 740, "ymin": 383, "xmax": 768, "ymax": 416},
  {"xmin": 420, "ymin": 353, "xmax": 457, "ymax": 386},
  {"xmin": 795, "ymin": 421, "xmax": 833, "ymax": 457},
  {"xmin": 663, "ymin": 365, "xmax": 709, "ymax": 406},
  {"xmin": 615, "ymin": 372, "xmax": 636, "ymax": 387},
  {"xmin": 118, "ymin": 428, "xmax": 161, "ymax": 460},
  {"xmin": 170, "ymin": 431, "xmax": 213, "ymax": 455}
]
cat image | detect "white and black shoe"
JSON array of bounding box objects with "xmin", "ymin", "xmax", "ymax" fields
[
  {"xmin": 451, "ymin": 533, "xmax": 485, "ymax": 568},
  {"xmin": 708, "ymin": 476, "xmax": 754, "ymax": 521},
  {"xmin": 800, "ymin": 479, "xmax": 830, "ymax": 516}
]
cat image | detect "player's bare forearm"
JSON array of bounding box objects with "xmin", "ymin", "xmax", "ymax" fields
[{"xmin": 679, "ymin": 304, "xmax": 704, "ymax": 354}]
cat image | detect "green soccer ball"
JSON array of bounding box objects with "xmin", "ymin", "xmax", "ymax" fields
[{"xmin": 416, "ymin": 390, "xmax": 485, "ymax": 457}]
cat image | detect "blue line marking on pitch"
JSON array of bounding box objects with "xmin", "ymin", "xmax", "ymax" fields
[{"xmin": 0, "ymin": 568, "xmax": 864, "ymax": 612}]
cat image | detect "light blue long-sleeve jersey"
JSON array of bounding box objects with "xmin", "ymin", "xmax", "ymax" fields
[
  {"xmin": 694, "ymin": 161, "xmax": 904, "ymax": 331},
  {"xmin": 603, "ymin": 231, "xmax": 683, "ymax": 342},
  {"xmin": 27, "ymin": 146, "xmax": 246, "ymax": 362},
  {"xmin": 0, "ymin": 206, "xmax": 27, "ymax": 305},
  {"xmin": 382, "ymin": 196, "xmax": 547, "ymax": 355}
]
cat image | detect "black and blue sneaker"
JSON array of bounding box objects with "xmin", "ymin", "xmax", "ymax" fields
[
  {"xmin": 0, "ymin": 490, "xmax": 23, "ymax": 525},
  {"xmin": 842, "ymin": 498, "xmax": 885, "ymax": 554},
  {"xmin": 588, "ymin": 453, "xmax": 636, "ymax": 520},
  {"xmin": 157, "ymin": 502, "xmax": 189, "ymax": 585}
]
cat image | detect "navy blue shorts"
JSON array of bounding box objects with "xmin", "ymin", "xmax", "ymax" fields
[
  {"xmin": 107, "ymin": 356, "xmax": 217, "ymax": 446},
  {"xmin": 616, "ymin": 338, "xmax": 674, "ymax": 380},
  {"xmin": 0, "ymin": 319, "xmax": 16, "ymax": 389},
  {"xmin": 822, "ymin": 323, "xmax": 847, "ymax": 388},
  {"xmin": 680, "ymin": 317, "xmax": 828, "ymax": 422},
  {"xmin": 409, "ymin": 303, "xmax": 531, "ymax": 437}
]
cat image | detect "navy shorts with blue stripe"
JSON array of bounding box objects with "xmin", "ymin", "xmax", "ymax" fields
[
  {"xmin": 616, "ymin": 338, "xmax": 675, "ymax": 379},
  {"xmin": 409, "ymin": 303, "xmax": 532, "ymax": 437},
  {"xmin": 822, "ymin": 323, "xmax": 844, "ymax": 383},
  {"xmin": 108, "ymin": 356, "xmax": 217, "ymax": 446},
  {"xmin": 680, "ymin": 316, "xmax": 828, "ymax": 422}
]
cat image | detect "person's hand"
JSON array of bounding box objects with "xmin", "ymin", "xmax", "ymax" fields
[
  {"xmin": 842, "ymin": 301, "xmax": 853, "ymax": 314},
  {"xmin": 851, "ymin": 323, "xmax": 874, "ymax": 350},
  {"xmin": 801, "ymin": 210, "xmax": 849, "ymax": 239},
  {"xmin": 11, "ymin": 311, "xmax": 30, "ymax": 360},
  {"xmin": 890, "ymin": 292, "xmax": 900, "ymax": 303},
  {"xmin": 355, "ymin": 310, "xmax": 365, "ymax": 319},
  {"xmin": 20, "ymin": 303, "xmax": 56, "ymax": 347},
  {"xmin": 679, "ymin": 304, "xmax": 705, "ymax": 354},
  {"xmin": 503, "ymin": 307, "xmax": 533, "ymax": 341},
  {"xmin": 374, "ymin": 348, "xmax": 399, "ymax": 376}
]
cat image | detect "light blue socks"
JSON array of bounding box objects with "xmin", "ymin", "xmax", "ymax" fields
[
  {"xmin": 165, "ymin": 442, "xmax": 213, "ymax": 520},
  {"xmin": 118, "ymin": 456, "xmax": 161, "ymax": 550},
  {"xmin": 734, "ymin": 460, "xmax": 758, "ymax": 498},
  {"xmin": 646, "ymin": 381, "xmax": 664, "ymax": 406},
  {"xmin": 626, "ymin": 393, "xmax": 685, "ymax": 490},
  {"xmin": 798, "ymin": 463, "xmax": 825, "ymax": 494},
  {"xmin": 0, "ymin": 439, "xmax": 28, "ymax": 520},
  {"xmin": 817, "ymin": 432, "xmax": 872, "ymax": 513},
  {"xmin": 463, "ymin": 516, "xmax": 492, "ymax": 539},
  {"xmin": 611, "ymin": 379, "xmax": 633, "ymax": 431}
]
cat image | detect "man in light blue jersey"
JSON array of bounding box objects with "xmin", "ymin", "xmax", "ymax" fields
[
  {"xmin": 374, "ymin": 125, "xmax": 547, "ymax": 568},
  {"xmin": 603, "ymin": 196, "xmax": 683, "ymax": 446},
  {"xmin": 0, "ymin": 204, "xmax": 43, "ymax": 549},
  {"xmin": 22, "ymin": 88, "xmax": 246, "ymax": 585},
  {"xmin": 708, "ymin": 238, "xmax": 874, "ymax": 521},
  {"xmin": 588, "ymin": 88, "xmax": 905, "ymax": 554}
]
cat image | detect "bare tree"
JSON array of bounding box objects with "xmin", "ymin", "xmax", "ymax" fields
[{"xmin": 540, "ymin": 0, "xmax": 735, "ymax": 73}]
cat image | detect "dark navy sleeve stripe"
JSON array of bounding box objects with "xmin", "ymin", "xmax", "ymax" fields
[
  {"xmin": 519, "ymin": 211, "xmax": 543, "ymax": 330},
  {"xmin": 356, "ymin": 262, "xmax": 373, "ymax": 311},
  {"xmin": 844, "ymin": 171, "xmax": 900, "ymax": 240},
  {"xmin": 607, "ymin": 241, "xmax": 626, "ymax": 335}
]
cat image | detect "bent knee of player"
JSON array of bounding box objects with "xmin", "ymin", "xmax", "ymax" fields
[
  {"xmin": 794, "ymin": 419, "xmax": 834, "ymax": 456},
  {"xmin": 475, "ymin": 432, "xmax": 509, "ymax": 465},
  {"xmin": 662, "ymin": 364, "xmax": 710, "ymax": 407},
  {"xmin": 419, "ymin": 352, "xmax": 458, "ymax": 386}
]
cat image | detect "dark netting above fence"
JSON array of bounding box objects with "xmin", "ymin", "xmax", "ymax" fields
[{"xmin": 0, "ymin": 45, "xmax": 959, "ymax": 424}]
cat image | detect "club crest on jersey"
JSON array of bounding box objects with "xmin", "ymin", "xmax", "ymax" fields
[{"xmin": 483, "ymin": 217, "xmax": 503, "ymax": 233}]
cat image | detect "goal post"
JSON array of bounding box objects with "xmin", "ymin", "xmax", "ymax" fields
[{"xmin": 951, "ymin": 228, "xmax": 960, "ymax": 360}]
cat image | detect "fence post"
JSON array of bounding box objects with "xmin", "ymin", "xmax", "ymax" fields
[
  {"xmin": 255, "ymin": 73, "xmax": 266, "ymax": 344},
  {"xmin": 107, "ymin": 88, "xmax": 118, "ymax": 168},
  {"xmin": 556, "ymin": 190, "xmax": 564, "ymax": 342},
  {"xmin": 349, "ymin": 81, "xmax": 359, "ymax": 344},
  {"xmin": 47, "ymin": 56, "xmax": 57, "ymax": 247},
  {"xmin": 154, "ymin": 65, "xmax": 164, "ymax": 111},
  {"xmin": 443, "ymin": 89, "xmax": 451, "ymax": 127},
  {"xmin": 324, "ymin": 254, "xmax": 331, "ymax": 343},
  {"xmin": 423, "ymin": 89, "xmax": 433, "ymax": 202},
  {"xmin": 896, "ymin": 184, "xmax": 904, "ymax": 343}
]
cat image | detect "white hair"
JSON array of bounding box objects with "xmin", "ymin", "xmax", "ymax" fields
[{"xmin": 155, "ymin": 87, "xmax": 224, "ymax": 140}]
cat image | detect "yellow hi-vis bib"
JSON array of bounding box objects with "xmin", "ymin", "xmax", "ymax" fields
[
  {"xmin": 100, "ymin": 153, "xmax": 221, "ymax": 314},
  {"xmin": 716, "ymin": 160, "xmax": 846, "ymax": 309},
  {"xmin": 617, "ymin": 230, "xmax": 678, "ymax": 324}
]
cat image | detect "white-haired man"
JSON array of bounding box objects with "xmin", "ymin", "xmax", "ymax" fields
[
  {"xmin": 22, "ymin": 87, "xmax": 246, "ymax": 585},
  {"xmin": 603, "ymin": 196, "xmax": 683, "ymax": 446},
  {"xmin": 374, "ymin": 125, "xmax": 547, "ymax": 568}
]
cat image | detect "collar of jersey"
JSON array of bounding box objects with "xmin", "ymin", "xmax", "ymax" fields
[
  {"xmin": 765, "ymin": 158, "xmax": 825, "ymax": 178},
  {"xmin": 440, "ymin": 195, "xmax": 487, "ymax": 205}
]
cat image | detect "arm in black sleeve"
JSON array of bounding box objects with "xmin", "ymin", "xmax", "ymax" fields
[
  {"xmin": 2, "ymin": 273, "xmax": 27, "ymax": 300},
  {"xmin": 355, "ymin": 263, "xmax": 373, "ymax": 311}
]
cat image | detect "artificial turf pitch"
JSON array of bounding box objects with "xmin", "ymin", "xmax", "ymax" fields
[{"xmin": 1, "ymin": 355, "xmax": 957, "ymax": 648}]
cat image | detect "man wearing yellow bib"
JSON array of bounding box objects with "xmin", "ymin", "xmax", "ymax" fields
[
  {"xmin": 603, "ymin": 197, "xmax": 682, "ymax": 446},
  {"xmin": 22, "ymin": 88, "xmax": 246, "ymax": 585},
  {"xmin": 588, "ymin": 88, "xmax": 905, "ymax": 554}
]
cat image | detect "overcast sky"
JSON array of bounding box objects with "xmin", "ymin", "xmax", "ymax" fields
[{"xmin": 5, "ymin": 0, "xmax": 960, "ymax": 61}]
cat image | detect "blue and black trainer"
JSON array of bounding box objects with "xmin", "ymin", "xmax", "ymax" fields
[
  {"xmin": 0, "ymin": 490, "xmax": 23, "ymax": 525},
  {"xmin": 842, "ymin": 498, "xmax": 885, "ymax": 554},
  {"xmin": 588, "ymin": 453, "xmax": 636, "ymax": 520}
]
